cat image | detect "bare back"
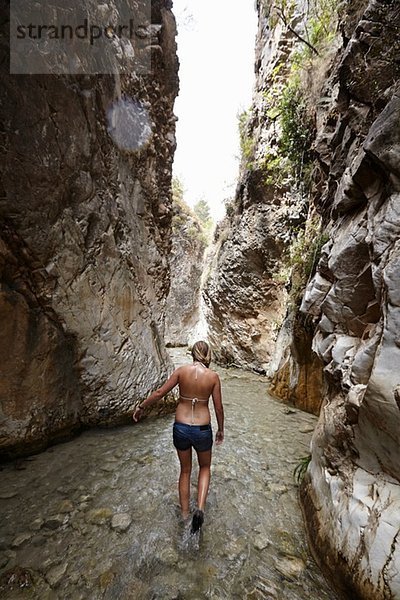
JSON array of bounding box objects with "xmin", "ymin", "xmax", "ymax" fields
[{"xmin": 175, "ymin": 362, "xmax": 219, "ymax": 426}]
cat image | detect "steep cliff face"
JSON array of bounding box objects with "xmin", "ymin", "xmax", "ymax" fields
[
  {"xmin": 297, "ymin": 2, "xmax": 400, "ymax": 598},
  {"xmin": 205, "ymin": 0, "xmax": 400, "ymax": 597},
  {"xmin": 0, "ymin": 0, "xmax": 179, "ymax": 458},
  {"xmin": 203, "ymin": 4, "xmax": 303, "ymax": 372},
  {"xmin": 202, "ymin": 0, "xmax": 400, "ymax": 596},
  {"xmin": 165, "ymin": 199, "xmax": 206, "ymax": 346}
]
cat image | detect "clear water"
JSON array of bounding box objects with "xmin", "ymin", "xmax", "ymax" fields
[{"xmin": 0, "ymin": 349, "xmax": 341, "ymax": 599}]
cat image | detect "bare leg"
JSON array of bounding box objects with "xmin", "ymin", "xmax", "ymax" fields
[
  {"xmin": 176, "ymin": 448, "xmax": 192, "ymax": 519},
  {"xmin": 196, "ymin": 449, "xmax": 212, "ymax": 511}
]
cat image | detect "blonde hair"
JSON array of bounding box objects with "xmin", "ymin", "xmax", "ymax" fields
[{"xmin": 191, "ymin": 340, "xmax": 211, "ymax": 368}]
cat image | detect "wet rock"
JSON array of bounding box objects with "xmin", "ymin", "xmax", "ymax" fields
[
  {"xmin": 86, "ymin": 508, "xmax": 113, "ymax": 525},
  {"xmin": 158, "ymin": 546, "xmax": 179, "ymax": 567},
  {"xmin": 0, "ymin": 553, "xmax": 9, "ymax": 569},
  {"xmin": 31, "ymin": 535, "xmax": 47, "ymax": 547},
  {"xmin": 254, "ymin": 532, "xmax": 272, "ymax": 551},
  {"xmin": 0, "ymin": 491, "xmax": 18, "ymax": 499},
  {"xmin": 45, "ymin": 563, "xmax": 68, "ymax": 588},
  {"xmin": 274, "ymin": 555, "xmax": 306, "ymax": 580},
  {"xmin": 58, "ymin": 500, "xmax": 74, "ymax": 514},
  {"xmin": 99, "ymin": 569, "xmax": 115, "ymax": 592},
  {"xmin": 299, "ymin": 426, "xmax": 314, "ymax": 434},
  {"xmin": 31, "ymin": 517, "xmax": 44, "ymax": 531},
  {"xmin": 110, "ymin": 513, "xmax": 132, "ymax": 532},
  {"xmin": 44, "ymin": 515, "xmax": 65, "ymax": 530},
  {"xmin": 78, "ymin": 495, "xmax": 91, "ymax": 503},
  {"xmin": 11, "ymin": 532, "xmax": 32, "ymax": 548}
]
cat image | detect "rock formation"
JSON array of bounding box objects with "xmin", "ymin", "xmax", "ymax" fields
[
  {"xmin": 206, "ymin": 0, "xmax": 400, "ymax": 597},
  {"xmin": 297, "ymin": 2, "xmax": 400, "ymax": 598},
  {"xmin": 0, "ymin": 0, "xmax": 179, "ymax": 458},
  {"xmin": 206, "ymin": 0, "xmax": 400, "ymax": 600},
  {"xmin": 164, "ymin": 198, "xmax": 206, "ymax": 347}
]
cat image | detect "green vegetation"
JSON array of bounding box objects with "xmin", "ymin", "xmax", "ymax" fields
[
  {"xmin": 171, "ymin": 177, "xmax": 213, "ymax": 245},
  {"xmin": 293, "ymin": 454, "xmax": 312, "ymax": 484},
  {"xmin": 266, "ymin": 0, "xmax": 339, "ymax": 57},
  {"xmin": 279, "ymin": 75, "xmax": 314, "ymax": 182},
  {"xmin": 241, "ymin": 0, "xmax": 341, "ymax": 189},
  {"xmin": 286, "ymin": 218, "xmax": 330, "ymax": 304},
  {"xmin": 238, "ymin": 109, "xmax": 255, "ymax": 169}
]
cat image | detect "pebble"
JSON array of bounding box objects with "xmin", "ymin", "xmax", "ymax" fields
[
  {"xmin": 254, "ymin": 532, "xmax": 272, "ymax": 551},
  {"xmin": 159, "ymin": 546, "xmax": 179, "ymax": 566},
  {"xmin": 31, "ymin": 517, "xmax": 44, "ymax": 531},
  {"xmin": 11, "ymin": 532, "xmax": 32, "ymax": 548},
  {"xmin": 274, "ymin": 555, "xmax": 306, "ymax": 580},
  {"xmin": 45, "ymin": 562, "xmax": 68, "ymax": 587},
  {"xmin": 58, "ymin": 500, "xmax": 74, "ymax": 513},
  {"xmin": 86, "ymin": 508, "xmax": 113, "ymax": 525},
  {"xmin": 99, "ymin": 569, "xmax": 115, "ymax": 591},
  {"xmin": 110, "ymin": 513, "xmax": 132, "ymax": 532},
  {"xmin": 0, "ymin": 491, "xmax": 18, "ymax": 499},
  {"xmin": 299, "ymin": 425, "xmax": 315, "ymax": 433},
  {"xmin": 0, "ymin": 552, "xmax": 9, "ymax": 569},
  {"xmin": 44, "ymin": 515, "xmax": 66, "ymax": 530},
  {"xmin": 31, "ymin": 535, "xmax": 47, "ymax": 547},
  {"xmin": 78, "ymin": 495, "xmax": 91, "ymax": 503}
]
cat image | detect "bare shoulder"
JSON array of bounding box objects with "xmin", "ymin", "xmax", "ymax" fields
[{"xmin": 210, "ymin": 369, "xmax": 221, "ymax": 384}]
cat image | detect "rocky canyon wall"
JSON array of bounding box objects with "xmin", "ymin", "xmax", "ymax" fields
[
  {"xmin": 0, "ymin": 0, "xmax": 179, "ymax": 458},
  {"xmin": 164, "ymin": 199, "xmax": 206, "ymax": 347},
  {"xmin": 296, "ymin": 2, "xmax": 400, "ymax": 598},
  {"xmin": 205, "ymin": 0, "xmax": 400, "ymax": 597}
]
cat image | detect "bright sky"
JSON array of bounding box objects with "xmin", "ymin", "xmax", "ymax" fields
[{"xmin": 172, "ymin": 0, "xmax": 258, "ymax": 222}]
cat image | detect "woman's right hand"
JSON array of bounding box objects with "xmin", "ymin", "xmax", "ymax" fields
[
  {"xmin": 132, "ymin": 406, "xmax": 144, "ymax": 423},
  {"xmin": 215, "ymin": 430, "xmax": 224, "ymax": 445}
]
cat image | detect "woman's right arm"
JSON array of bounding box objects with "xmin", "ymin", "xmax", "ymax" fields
[
  {"xmin": 133, "ymin": 367, "xmax": 181, "ymax": 422},
  {"xmin": 212, "ymin": 374, "xmax": 224, "ymax": 445}
]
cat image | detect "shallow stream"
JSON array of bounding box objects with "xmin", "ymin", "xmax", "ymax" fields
[{"xmin": 0, "ymin": 349, "xmax": 340, "ymax": 599}]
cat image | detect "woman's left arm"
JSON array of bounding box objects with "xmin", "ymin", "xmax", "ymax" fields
[{"xmin": 133, "ymin": 368, "xmax": 180, "ymax": 422}]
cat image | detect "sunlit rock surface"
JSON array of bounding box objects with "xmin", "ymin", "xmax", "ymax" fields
[
  {"xmin": 203, "ymin": 2, "xmax": 301, "ymax": 373},
  {"xmin": 165, "ymin": 203, "xmax": 206, "ymax": 347},
  {"xmin": 0, "ymin": 0, "xmax": 179, "ymax": 458}
]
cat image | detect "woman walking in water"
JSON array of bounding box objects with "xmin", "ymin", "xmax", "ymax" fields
[{"xmin": 133, "ymin": 340, "xmax": 224, "ymax": 533}]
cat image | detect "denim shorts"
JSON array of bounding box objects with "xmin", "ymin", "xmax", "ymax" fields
[{"xmin": 173, "ymin": 422, "xmax": 213, "ymax": 453}]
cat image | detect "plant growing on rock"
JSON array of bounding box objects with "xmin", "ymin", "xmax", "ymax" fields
[
  {"xmin": 286, "ymin": 218, "xmax": 329, "ymax": 305},
  {"xmin": 293, "ymin": 454, "xmax": 311, "ymax": 484},
  {"xmin": 238, "ymin": 109, "xmax": 256, "ymax": 169}
]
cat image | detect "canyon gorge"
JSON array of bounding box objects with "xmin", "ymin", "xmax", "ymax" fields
[{"xmin": 1, "ymin": 0, "xmax": 400, "ymax": 599}]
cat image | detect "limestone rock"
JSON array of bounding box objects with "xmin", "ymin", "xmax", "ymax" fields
[
  {"xmin": 274, "ymin": 555, "xmax": 306, "ymax": 580},
  {"xmin": 45, "ymin": 563, "xmax": 68, "ymax": 588},
  {"xmin": 206, "ymin": 0, "xmax": 400, "ymax": 597},
  {"xmin": 165, "ymin": 201, "xmax": 206, "ymax": 347},
  {"xmin": 110, "ymin": 513, "xmax": 132, "ymax": 532},
  {"xmin": 86, "ymin": 508, "xmax": 113, "ymax": 525},
  {"xmin": 0, "ymin": 0, "xmax": 179, "ymax": 458}
]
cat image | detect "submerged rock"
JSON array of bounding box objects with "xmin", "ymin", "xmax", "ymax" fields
[{"xmin": 110, "ymin": 513, "xmax": 132, "ymax": 532}]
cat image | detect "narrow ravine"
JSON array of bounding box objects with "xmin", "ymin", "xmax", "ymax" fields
[{"xmin": 0, "ymin": 349, "xmax": 340, "ymax": 599}]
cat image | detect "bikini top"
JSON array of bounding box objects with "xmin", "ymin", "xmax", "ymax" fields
[{"xmin": 179, "ymin": 362, "xmax": 210, "ymax": 423}]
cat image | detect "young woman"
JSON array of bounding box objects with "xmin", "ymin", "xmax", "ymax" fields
[{"xmin": 133, "ymin": 340, "xmax": 224, "ymax": 533}]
